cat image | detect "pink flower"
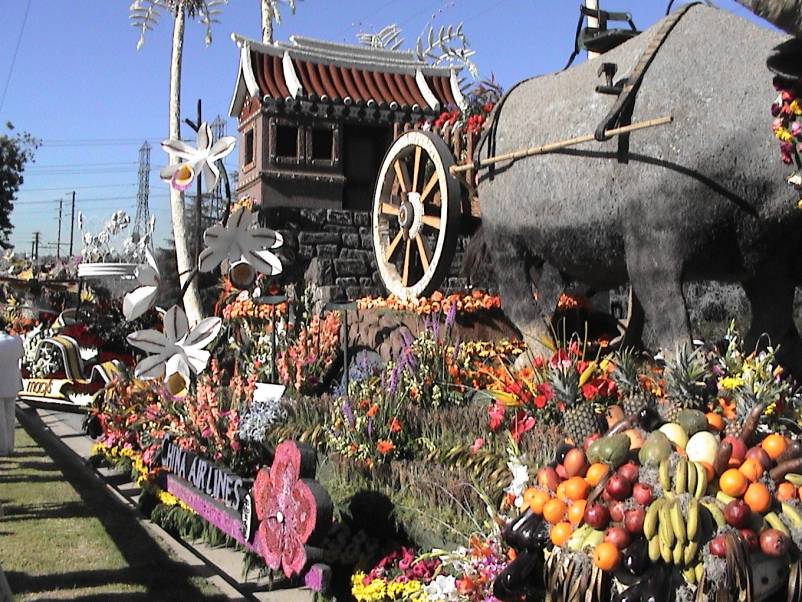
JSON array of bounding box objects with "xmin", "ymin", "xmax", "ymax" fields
[{"xmin": 470, "ymin": 438, "xmax": 484, "ymax": 453}]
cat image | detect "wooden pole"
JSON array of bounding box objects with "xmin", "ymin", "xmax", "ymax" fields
[
  {"xmin": 586, "ymin": 0, "xmax": 600, "ymax": 60},
  {"xmin": 450, "ymin": 114, "xmax": 673, "ymax": 175}
]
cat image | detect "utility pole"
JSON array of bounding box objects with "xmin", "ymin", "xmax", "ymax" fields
[
  {"xmin": 33, "ymin": 232, "xmax": 40, "ymax": 262},
  {"xmin": 586, "ymin": 0, "xmax": 600, "ymax": 60},
  {"xmin": 68, "ymin": 191, "xmax": 75, "ymax": 256},
  {"xmin": 56, "ymin": 199, "xmax": 63, "ymax": 259}
]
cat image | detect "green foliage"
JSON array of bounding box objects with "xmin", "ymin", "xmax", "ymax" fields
[{"xmin": 0, "ymin": 122, "xmax": 39, "ymax": 246}]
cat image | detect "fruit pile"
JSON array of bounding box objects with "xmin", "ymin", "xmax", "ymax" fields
[{"xmin": 494, "ymin": 404, "xmax": 802, "ymax": 601}]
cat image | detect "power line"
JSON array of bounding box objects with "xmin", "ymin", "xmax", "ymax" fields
[
  {"xmin": 20, "ymin": 183, "xmax": 137, "ymax": 192},
  {"xmin": 13, "ymin": 193, "xmax": 169, "ymax": 206},
  {"xmin": 0, "ymin": 0, "xmax": 32, "ymax": 114}
]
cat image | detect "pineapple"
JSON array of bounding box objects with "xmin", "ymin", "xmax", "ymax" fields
[
  {"xmin": 612, "ymin": 348, "xmax": 653, "ymax": 416},
  {"xmin": 550, "ymin": 363, "xmax": 599, "ymax": 444},
  {"xmin": 658, "ymin": 344, "xmax": 708, "ymax": 423}
]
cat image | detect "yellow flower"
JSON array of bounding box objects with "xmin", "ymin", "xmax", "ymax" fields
[
  {"xmin": 776, "ymin": 128, "xmax": 795, "ymax": 143},
  {"xmin": 791, "ymin": 99, "xmax": 802, "ymax": 115},
  {"xmin": 720, "ymin": 376, "xmax": 744, "ymax": 390}
]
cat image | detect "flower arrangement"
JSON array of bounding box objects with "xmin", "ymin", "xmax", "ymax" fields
[
  {"xmin": 357, "ymin": 290, "xmax": 501, "ymax": 316},
  {"xmin": 770, "ymin": 81, "xmax": 802, "ymax": 198}
]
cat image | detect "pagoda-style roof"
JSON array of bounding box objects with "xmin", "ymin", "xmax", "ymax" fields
[{"xmin": 229, "ymin": 35, "xmax": 465, "ymax": 119}]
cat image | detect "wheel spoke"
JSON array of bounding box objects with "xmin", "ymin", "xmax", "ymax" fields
[
  {"xmin": 412, "ymin": 146, "xmax": 422, "ymax": 193},
  {"xmin": 415, "ymin": 234, "xmax": 430, "ymax": 271},
  {"xmin": 381, "ymin": 202, "xmax": 400, "ymax": 216},
  {"xmin": 419, "ymin": 172, "xmax": 439, "ymax": 204},
  {"xmin": 421, "ymin": 215, "xmax": 441, "ymax": 229},
  {"xmin": 384, "ymin": 230, "xmax": 403, "ymax": 262},
  {"xmin": 393, "ymin": 159, "xmax": 411, "ymax": 194},
  {"xmin": 402, "ymin": 238, "xmax": 412, "ymax": 286}
]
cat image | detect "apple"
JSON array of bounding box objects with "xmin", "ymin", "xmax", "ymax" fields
[
  {"xmin": 605, "ymin": 526, "xmax": 631, "ymax": 550},
  {"xmin": 609, "ymin": 500, "xmax": 626, "ymax": 523},
  {"xmin": 605, "ymin": 473, "xmax": 633, "ymax": 501},
  {"xmin": 739, "ymin": 528, "xmax": 759, "ymax": 551},
  {"xmin": 745, "ymin": 446, "xmax": 773, "ymax": 470},
  {"xmin": 563, "ymin": 448, "xmax": 588, "ymax": 478},
  {"xmin": 708, "ymin": 535, "xmax": 727, "ymax": 558},
  {"xmin": 617, "ymin": 462, "xmax": 639, "ymax": 483},
  {"xmin": 760, "ymin": 528, "xmax": 790, "ymax": 557},
  {"xmin": 724, "ymin": 499, "xmax": 751, "ymax": 529},
  {"xmin": 624, "ymin": 506, "xmax": 646, "ymax": 534},
  {"xmin": 632, "ymin": 483, "xmax": 653, "ymax": 506},
  {"xmin": 584, "ymin": 502, "xmax": 611, "ymax": 530},
  {"xmin": 537, "ymin": 467, "xmax": 560, "ymax": 492},
  {"xmin": 723, "ymin": 435, "xmax": 747, "ymax": 462},
  {"xmin": 583, "ymin": 433, "xmax": 601, "ymax": 452}
]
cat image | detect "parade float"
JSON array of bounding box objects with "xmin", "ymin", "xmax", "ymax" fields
[{"xmin": 8, "ymin": 2, "xmax": 802, "ymax": 601}]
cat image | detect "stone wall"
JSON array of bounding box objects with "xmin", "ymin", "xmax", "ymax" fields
[{"xmin": 261, "ymin": 206, "xmax": 493, "ymax": 302}]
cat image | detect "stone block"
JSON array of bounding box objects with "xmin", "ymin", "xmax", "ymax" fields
[
  {"xmin": 323, "ymin": 224, "xmax": 356, "ymax": 234},
  {"xmin": 326, "ymin": 209, "xmax": 353, "ymax": 226},
  {"xmin": 342, "ymin": 233, "xmax": 360, "ymax": 248},
  {"xmin": 334, "ymin": 258, "xmax": 368, "ymax": 276},
  {"xmin": 299, "ymin": 245, "xmax": 314, "ymax": 259},
  {"xmin": 304, "ymin": 257, "xmax": 334, "ymax": 286},
  {"xmin": 354, "ymin": 212, "xmax": 371, "ymax": 227},
  {"xmin": 336, "ymin": 277, "xmax": 358, "ymax": 288},
  {"xmin": 317, "ymin": 244, "xmax": 339, "ymax": 258},
  {"xmin": 300, "ymin": 208, "xmax": 326, "ymax": 224},
  {"xmin": 346, "ymin": 286, "xmax": 364, "ymax": 300},
  {"xmin": 360, "ymin": 234, "xmax": 373, "ymax": 250},
  {"xmin": 358, "ymin": 226, "xmax": 369, "ymax": 235},
  {"xmin": 359, "ymin": 277, "xmax": 373, "ymax": 287},
  {"xmin": 298, "ymin": 231, "xmax": 341, "ymax": 245},
  {"xmin": 339, "ymin": 249, "xmax": 372, "ymax": 262}
]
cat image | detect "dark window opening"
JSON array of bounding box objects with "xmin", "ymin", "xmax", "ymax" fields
[
  {"xmin": 275, "ymin": 125, "xmax": 299, "ymax": 158},
  {"xmin": 311, "ymin": 128, "xmax": 334, "ymax": 161},
  {"xmin": 342, "ymin": 123, "xmax": 393, "ymax": 211},
  {"xmin": 244, "ymin": 129, "xmax": 255, "ymax": 165}
]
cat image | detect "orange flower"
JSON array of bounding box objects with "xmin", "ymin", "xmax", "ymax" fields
[
  {"xmin": 377, "ymin": 439, "xmax": 395, "ymax": 455},
  {"xmin": 388, "ymin": 418, "xmax": 402, "ymax": 433},
  {"xmin": 366, "ymin": 403, "xmax": 379, "ymax": 417},
  {"xmin": 431, "ymin": 291, "xmax": 444, "ymax": 302}
]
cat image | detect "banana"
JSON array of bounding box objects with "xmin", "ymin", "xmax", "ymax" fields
[
  {"xmin": 649, "ymin": 535, "xmax": 661, "ymax": 562},
  {"xmin": 687, "ymin": 459, "xmax": 697, "ymax": 497},
  {"xmin": 673, "ymin": 540, "xmax": 684, "ymax": 565},
  {"xmin": 695, "ymin": 562, "xmax": 704, "ymax": 584},
  {"xmin": 660, "ymin": 536, "xmax": 673, "ymax": 564},
  {"xmin": 683, "ymin": 565, "xmax": 697, "ymax": 585},
  {"xmin": 568, "ymin": 524, "xmax": 592, "ymax": 553},
  {"xmin": 684, "ymin": 540, "xmax": 700, "ymax": 566},
  {"xmin": 716, "ymin": 490, "xmax": 735, "ymax": 505},
  {"xmin": 700, "ymin": 499, "xmax": 726, "ymax": 528},
  {"xmin": 785, "ymin": 473, "xmax": 802, "ymax": 487},
  {"xmin": 670, "ymin": 499, "xmax": 687, "ymax": 544},
  {"xmin": 583, "ymin": 529, "xmax": 605, "ymax": 550},
  {"xmin": 686, "ymin": 498, "xmax": 700, "ymax": 541},
  {"xmin": 644, "ymin": 499, "xmax": 663, "ymax": 540},
  {"xmin": 781, "ymin": 502, "xmax": 802, "ymax": 528},
  {"xmin": 765, "ymin": 511, "xmax": 791, "ymax": 536},
  {"xmin": 694, "ymin": 462, "xmax": 708, "ymax": 498},
  {"xmin": 659, "ymin": 502, "xmax": 676, "ymax": 548},
  {"xmin": 660, "ymin": 459, "xmax": 671, "ymax": 492},
  {"xmin": 675, "ymin": 458, "xmax": 688, "ymax": 495}
]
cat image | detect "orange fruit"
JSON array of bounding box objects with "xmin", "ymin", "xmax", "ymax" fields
[
  {"xmin": 719, "ymin": 468, "xmax": 749, "ymax": 497},
  {"xmin": 586, "ymin": 463, "xmax": 610, "ymax": 487},
  {"xmin": 592, "ymin": 541, "xmax": 621, "ymax": 571},
  {"xmin": 528, "ymin": 489, "xmax": 551, "ymax": 515},
  {"xmin": 777, "ymin": 482, "xmax": 797, "ymax": 502},
  {"xmin": 706, "ymin": 412, "xmax": 724, "ymax": 431},
  {"xmin": 556, "ymin": 481, "xmax": 568, "ymax": 500},
  {"xmin": 550, "ymin": 521, "xmax": 573, "ymax": 546},
  {"xmin": 743, "ymin": 482, "xmax": 771, "ymax": 513},
  {"xmin": 563, "ymin": 476, "xmax": 591, "ymax": 501},
  {"xmin": 543, "ymin": 498, "xmax": 568, "ymax": 524},
  {"xmin": 762, "ymin": 434, "xmax": 788, "ymax": 460},
  {"xmin": 739, "ymin": 457, "xmax": 765, "ymax": 482},
  {"xmin": 568, "ymin": 500, "xmax": 587, "ymax": 525}
]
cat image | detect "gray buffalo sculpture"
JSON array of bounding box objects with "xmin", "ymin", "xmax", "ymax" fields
[{"xmin": 475, "ymin": 5, "xmax": 802, "ymax": 372}]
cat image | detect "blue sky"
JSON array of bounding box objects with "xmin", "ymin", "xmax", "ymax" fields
[{"xmin": 0, "ymin": 0, "xmax": 762, "ymax": 253}]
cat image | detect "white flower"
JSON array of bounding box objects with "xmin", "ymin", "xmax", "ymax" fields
[
  {"xmin": 123, "ymin": 248, "xmax": 160, "ymax": 322},
  {"xmin": 788, "ymin": 172, "xmax": 802, "ymax": 189},
  {"xmin": 127, "ymin": 305, "xmax": 221, "ymax": 395},
  {"xmin": 159, "ymin": 122, "xmax": 236, "ymax": 192},
  {"xmin": 504, "ymin": 456, "xmax": 530, "ymax": 509},
  {"xmin": 423, "ymin": 575, "xmax": 458, "ymax": 601},
  {"xmin": 198, "ymin": 205, "xmax": 283, "ymax": 289}
]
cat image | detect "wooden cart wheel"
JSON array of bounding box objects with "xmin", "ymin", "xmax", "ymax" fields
[{"xmin": 372, "ymin": 130, "xmax": 461, "ymax": 300}]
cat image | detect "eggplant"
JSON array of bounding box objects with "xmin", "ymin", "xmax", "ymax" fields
[
  {"xmin": 640, "ymin": 565, "xmax": 670, "ymax": 602},
  {"xmin": 612, "ymin": 581, "xmax": 644, "ymax": 602},
  {"xmin": 637, "ymin": 406, "xmax": 663, "ymax": 432},
  {"xmin": 622, "ymin": 538, "xmax": 650, "ymax": 576},
  {"xmin": 492, "ymin": 550, "xmax": 539, "ymax": 601},
  {"xmin": 554, "ymin": 443, "xmax": 573, "ymax": 465},
  {"xmin": 778, "ymin": 437, "xmax": 802, "ymax": 462},
  {"xmin": 502, "ymin": 510, "xmax": 547, "ymax": 551}
]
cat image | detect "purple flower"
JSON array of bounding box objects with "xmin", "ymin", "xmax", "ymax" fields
[
  {"xmin": 366, "ymin": 417, "xmax": 373, "ymax": 437},
  {"xmin": 792, "ymin": 121, "xmax": 802, "ymax": 137},
  {"xmin": 400, "ymin": 328, "xmax": 413, "ymax": 349},
  {"xmin": 342, "ymin": 400, "xmax": 354, "ymax": 426},
  {"xmin": 445, "ymin": 302, "xmax": 457, "ymax": 329},
  {"xmin": 389, "ymin": 363, "xmax": 400, "ymax": 395},
  {"xmin": 452, "ymin": 335, "xmax": 461, "ymax": 362}
]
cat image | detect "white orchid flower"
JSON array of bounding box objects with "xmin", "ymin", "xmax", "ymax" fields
[
  {"xmin": 122, "ymin": 248, "xmax": 161, "ymax": 322},
  {"xmin": 198, "ymin": 205, "xmax": 283, "ymax": 289},
  {"xmin": 127, "ymin": 305, "xmax": 222, "ymax": 396},
  {"xmin": 159, "ymin": 122, "xmax": 236, "ymax": 192}
]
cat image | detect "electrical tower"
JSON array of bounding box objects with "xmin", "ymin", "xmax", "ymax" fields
[{"xmin": 133, "ymin": 141, "xmax": 151, "ymax": 243}]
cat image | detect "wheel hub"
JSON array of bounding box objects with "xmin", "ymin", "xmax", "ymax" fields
[{"xmin": 398, "ymin": 201, "xmax": 414, "ymax": 230}]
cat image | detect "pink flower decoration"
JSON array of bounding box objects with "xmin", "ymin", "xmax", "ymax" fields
[{"xmin": 252, "ymin": 440, "xmax": 331, "ymax": 577}]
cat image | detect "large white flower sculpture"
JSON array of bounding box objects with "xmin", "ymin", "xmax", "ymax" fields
[
  {"xmin": 127, "ymin": 305, "xmax": 222, "ymax": 395},
  {"xmin": 199, "ymin": 205, "xmax": 283, "ymax": 289},
  {"xmin": 122, "ymin": 248, "xmax": 161, "ymax": 322},
  {"xmin": 160, "ymin": 122, "xmax": 236, "ymax": 192}
]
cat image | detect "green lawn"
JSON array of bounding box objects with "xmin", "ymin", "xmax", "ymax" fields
[{"xmin": 0, "ymin": 421, "xmax": 226, "ymax": 601}]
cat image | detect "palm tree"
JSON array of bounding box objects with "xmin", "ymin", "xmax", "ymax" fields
[
  {"xmin": 734, "ymin": 0, "xmax": 802, "ymax": 37},
  {"xmin": 260, "ymin": 0, "xmax": 301, "ymax": 44},
  {"xmin": 129, "ymin": 0, "xmax": 226, "ymax": 326}
]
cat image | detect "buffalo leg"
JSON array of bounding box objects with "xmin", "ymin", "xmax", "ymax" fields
[{"xmin": 742, "ymin": 269, "xmax": 802, "ymax": 377}]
